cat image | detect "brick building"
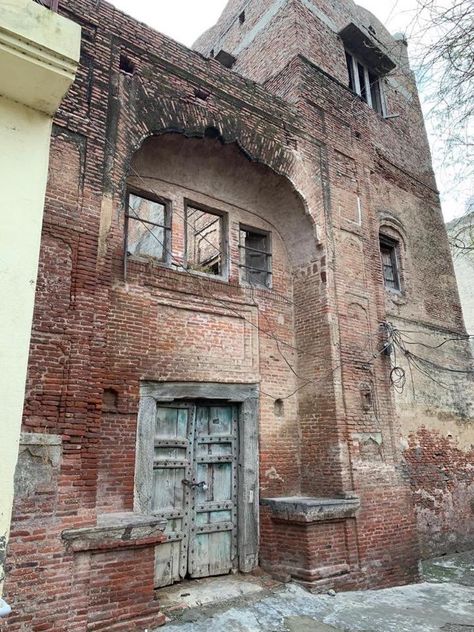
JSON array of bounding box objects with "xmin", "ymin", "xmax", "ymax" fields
[{"xmin": 3, "ymin": 0, "xmax": 473, "ymax": 630}]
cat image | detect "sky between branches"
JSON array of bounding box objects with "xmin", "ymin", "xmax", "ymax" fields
[{"xmin": 109, "ymin": 0, "xmax": 471, "ymax": 222}]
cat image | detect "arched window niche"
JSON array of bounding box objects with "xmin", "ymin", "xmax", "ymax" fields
[{"xmin": 378, "ymin": 214, "xmax": 408, "ymax": 296}]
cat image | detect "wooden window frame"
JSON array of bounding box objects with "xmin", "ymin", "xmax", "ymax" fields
[
  {"xmin": 379, "ymin": 234, "xmax": 401, "ymax": 292},
  {"xmin": 345, "ymin": 50, "xmax": 386, "ymax": 116},
  {"xmin": 125, "ymin": 189, "xmax": 172, "ymax": 265},
  {"xmin": 184, "ymin": 200, "xmax": 229, "ymax": 281},
  {"xmin": 239, "ymin": 225, "xmax": 272, "ymax": 289}
]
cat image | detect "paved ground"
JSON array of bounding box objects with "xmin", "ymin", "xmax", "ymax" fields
[{"xmin": 155, "ymin": 551, "xmax": 474, "ymax": 632}]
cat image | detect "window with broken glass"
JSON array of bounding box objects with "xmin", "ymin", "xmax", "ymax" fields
[
  {"xmin": 126, "ymin": 192, "xmax": 171, "ymax": 262},
  {"xmin": 185, "ymin": 204, "xmax": 225, "ymax": 276},
  {"xmin": 345, "ymin": 50, "xmax": 385, "ymax": 115},
  {"xmin": 380, "ymin": 235, "xmax": 401, "ymax": 291},
  {"xmin": 239, "ymin": 226, "xmax": 272, "ymax": 288}
]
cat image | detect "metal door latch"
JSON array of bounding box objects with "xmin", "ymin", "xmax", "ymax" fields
[{"xmin": 182, "ymin": 479, "xmax": 208, "ymax": 491}]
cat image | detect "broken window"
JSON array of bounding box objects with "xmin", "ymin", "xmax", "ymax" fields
[
  {"xmin": 186, "ymin": 204, "xmax": 225, "ymax": 276},
  {"xmin": 239, "ymin": 226, "xmax": 272, "ymax": 287},
  {"xmin": 379, "ymin": 235, "xmax": 401, "ymax": 291},
  {"xmin": 346, "ymin": 50, "xmax": 385, "ymax": 115},
  {"xmin": 126, "ymin": 192, "xmax": 171, "ymax": 262}
]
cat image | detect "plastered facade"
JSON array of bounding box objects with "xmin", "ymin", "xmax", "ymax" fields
[{"xmin": 0, "ymin": 0, "xmax": 80, "ymax": 599}]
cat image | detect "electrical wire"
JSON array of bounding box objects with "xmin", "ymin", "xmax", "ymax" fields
[
  {"xmin": 124, "ymin": 204, "xmax": 398, "ymax": 401},
  {"xmin": 380, "ymin": 320, "xmax": 474, "ymax": 394}
]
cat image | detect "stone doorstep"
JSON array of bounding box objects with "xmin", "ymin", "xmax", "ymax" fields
[
  {"xmin": 156, "ymin": 572, "xmax": 284, "ymax": 625},
  {"xmin": 61, "ymin": 512, "xmax": 167, "ymax": 552},
  {"xmin": 261, "ymin": 496, "xmax": 361, "ymax": 523}
]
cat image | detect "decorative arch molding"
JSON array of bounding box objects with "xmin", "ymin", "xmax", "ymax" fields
[
  {"xmin": 378, "ymin": 211, "xmax": 410, "ymax": 299},
  {"xmin": 378, "ymin": 211, "xmax": 408, "ymax": 251},
  {"xmin": 108, "ymin": 86, "xmax": 319, "ymax": 228}
]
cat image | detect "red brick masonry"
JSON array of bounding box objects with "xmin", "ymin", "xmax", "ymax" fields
[{"xmin": 3, "ymin": 0, "xmax": 472, "ymax": 630}]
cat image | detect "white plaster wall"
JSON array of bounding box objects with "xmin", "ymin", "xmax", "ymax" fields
[
  {"xmin": 453, "ymin": 254, "xmax": 474, "ymax": 340},
  {"xmin": 448, "ymin": 213, "xmax": 474, "ymax": 352},
  {"xmin": 0, "ymin": 0, "xmax": 80, "ymax": 596},
  {"xmin": 0, "ymin": 96, "xmax": 53, "ymax": 583}
]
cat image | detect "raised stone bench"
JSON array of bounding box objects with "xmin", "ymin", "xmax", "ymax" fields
[
  {"xmin": 261, "ymin": 496, "xmax": 360, "ymax": 523},
  {"xmin": 260, "ymin": 496, "xmax": 361, "ymax": 587},
  {"xmin": 62, "ymin": 513, "xmax": 167, "ymax": 629},
  {"xmin": 62, "ymin": 512, "xmax": 167, "ymax": 552}
]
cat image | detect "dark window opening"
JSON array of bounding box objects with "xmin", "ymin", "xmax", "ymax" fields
[
  {"xmin": 345, "ymin": 50, "xmax": 385, "ymax": 115},
  {"xmin": 379, "ymin": 235, "xmax": 401, "ymax": 291},
  {"xmin": 346, "ymin": 51, "xmax": 355, "ymax": 91},
  {"xmin": 119, "ymin": 54, "xmax": 135, "ymax": 75},
  {"xmin": 274, "ymin": 399, "xmax": 284, "ymax": 417},
  {"xmin": 239, "ymin": 11, "xmax": 246, "ymax": 24},
  {"xmin": 126, "ymin": 192, "xmax": 171, "ymax": 262},
  {"xmin": 239, "ymin": 226, "xmax": 272, "ymax": 288},
  {"xmin": 215, "ymin": 49, "xmax": 237, "ymax": 69},
  {"xmin": 186, "ymin": 205, "xmax": 225, "ymax": 276},
  {"xmin": 357, "ymin": 62, "xmax": 367, "ymax": 102},
  {"xmin": 194, "ymin": 87, "xmax": 210, "ymax": 101},
  {"xmin": 103, "ymin": 388, "xmax": 119, "ymax": 411},
  {"xmin": 369, "ymin": 72, "xmax": 383, "ymax": 115},
  {"xmin": 204, "ymin": 126, "xmax": 221, "ymax": 139}
]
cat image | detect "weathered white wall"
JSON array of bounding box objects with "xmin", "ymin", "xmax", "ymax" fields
[
  {"xmin": 0, "ymin": 0, "xmax": 80, "ymax": 597},
  {"xmin": 453, "ymin": 253, "xmax": 474, "ymax": 339},
  {"xmin": 448, "ymin": 213, "xmax": 474, "ymax": 347}
]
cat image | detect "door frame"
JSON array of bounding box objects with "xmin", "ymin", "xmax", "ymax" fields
[{"xmin": 134, "ymin": 382, "xmax": 259, "ymax": 574}]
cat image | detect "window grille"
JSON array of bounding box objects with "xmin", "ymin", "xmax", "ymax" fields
[
  {"xmin": 239, "ymin": 226, "xmax": 272, "ymax": 288},
  {"xmin": 126, "ymin": 192, "xmax": 171, "ymax": 262},
  {"xmin": 346, "ymin": 50, "xmax": 386, "ymax": 115},
  {"xmin": 380, "ymin": 236, "xmax": 401, "ymax": 291},
  {"xmin": 185, "ymin": 204, "xmax": 225, "ymax": 276}
]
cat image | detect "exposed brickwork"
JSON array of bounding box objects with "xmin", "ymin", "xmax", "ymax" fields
[
  {"xmin": 260, "ymin": 507, "xmax": 362, "ymax": 587},
  {"xmin": 3, "ymin": 0, "xmax": 473, "ymax": 630},
  {"xmin": 404, "ymin": 428, "xmax": 474, "ymax": 558},
  {"xmin": 79, "ymin": 547, "xmax": 165, "ymax": 632}
]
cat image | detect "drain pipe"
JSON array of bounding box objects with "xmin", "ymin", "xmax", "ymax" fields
[{"xmin": 0, "ymin": 599, "xmax": 11, "ymax": 618}]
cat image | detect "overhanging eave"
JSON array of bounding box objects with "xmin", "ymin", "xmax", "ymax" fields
[{"xmin": 339, "ymin": 22, "xmax": 396, "ymax": 75}]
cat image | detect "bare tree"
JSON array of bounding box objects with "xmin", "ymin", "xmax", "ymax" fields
[
  {"xmin": 447, "ymin": 197, "xmax": 474, "ymax": 257},
  {"xmin": 407, "ymin": 0, "xmax": 473, "ymax": 247},
  {"xmin": 411, "ymin": 0, "xmax": 473, "ymax": 166}
]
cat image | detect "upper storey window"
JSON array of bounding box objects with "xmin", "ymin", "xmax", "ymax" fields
[
  {"xmin": 185, "ymin": 203, "xmax": 226, "ymax": 277},
  {"xmin": 339, "ymin": 22, "xmax": 396, "ymax": 117},
  {"xmin": 126, "ymin": 192, "xmax": 171, "ymax": 262},
  {"xmin": 239, "ymin": 226, "xmax": 272, "ymax": 288},
  {"xmin": 379, "ymin": 235, "xmax": 401, "ymax": 291},
  {"xmin": 345, "ymin": 51, "xmax": 385, "ymax": 115}
]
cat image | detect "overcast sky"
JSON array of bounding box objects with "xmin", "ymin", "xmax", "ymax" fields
[{"xmin": 109, "ymin": 0, "xmax": 469, "ymax": 221}]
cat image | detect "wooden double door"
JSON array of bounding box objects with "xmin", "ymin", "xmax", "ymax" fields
[{"xmin": 152, "ymin": 402, "xmax": 239, "ymax": 587}]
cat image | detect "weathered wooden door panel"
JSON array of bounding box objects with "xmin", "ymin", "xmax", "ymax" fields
[
  {"xmin": 152, "ymin": 403, "xmax": 238, "ymax": 586},
  {"xmin": 153, "ymin": 405, "xmax": 193, "ymax": 587},
  {"xmin": 189, "ymin": 405, "xmax": 238, "ymax": 579}
]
